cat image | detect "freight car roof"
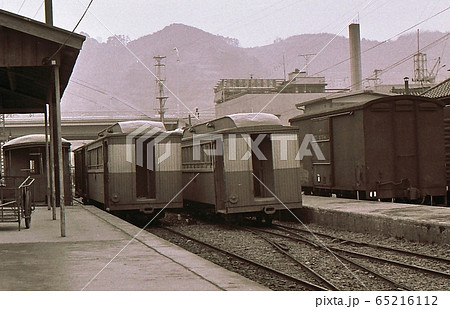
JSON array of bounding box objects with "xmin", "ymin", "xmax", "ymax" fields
[
  {"xmin": 3, "ymin": 134, "xmax": 70, "ymax": 148},
  {"xmin": 98, "ymin": 120, "xmax": 166, "ymax": 136},
  {"xmin": 289, "ymin": 95, "xmax": 444, "ymax": 123}
]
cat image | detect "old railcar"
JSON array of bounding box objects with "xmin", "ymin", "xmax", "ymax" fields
[
  {"xmin": 74, "ymin": 121, "xmax": 183, "ymax": 219},
  {"xmin": 289, "ymin": 95, "xmax": 446, "ymax": 203},
  {"xmin": 3, "ymin": 134, "xmax": 72, "ymax": 206},
  {"xmin": 444, "ymin": 106, "xmax": 450, "ymax": 191},
  {"xmin": 182, "ymin": 113, "xmax": 302, "ymax": 223}
]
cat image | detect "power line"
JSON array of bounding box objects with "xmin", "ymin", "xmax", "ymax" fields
[
  {"xmin": 47, "ymin": 0, "xmax": 94, "ymax": 60},
  {"xmin": 69, "ymin": 78, "xmax": 151, "ymax": 117},
  {"xmin": 312, "ymin": 6, "xmax": 450, "ymax": 77},
  {"xmin": 344, "ymin": 32, "xmax": 450, "ymax": 90},
  {"xmin": 33, "ymin": 1, "xmax": 44, "ymax": 18},
  {"xmin": 17, "ymin": 0, "xmax": 26, "ymax": 13}
]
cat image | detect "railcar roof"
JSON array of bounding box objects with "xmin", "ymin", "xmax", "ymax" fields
[
  {"xmin": 182, "ymin": 113, "xmax": 293, "ymax": 138},
  {"xmin": 225, "ymin": 113, "xmax": 282, "ymax": 127},
  {"xmin": 3, "ymin": 134, "xmax": 70, "ymax": 147},
  {"xmin": 99, "ymin": 120, "xmax": 167, "ymax": 136},
  {"xmin": 289, "ymin": 95, "xmax": 444, "ymax": 122}
]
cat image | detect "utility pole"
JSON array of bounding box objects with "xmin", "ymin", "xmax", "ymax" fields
[
  {"xmin": 154, "ymin": 56, "xmax": 168, "ymax": 123},
  {"xmin": 413, "ymin": 29, "xmax": 427, "ymax": 85},
  {"xmin": 299, "ymin": 53, "xmax": 315, "ymax": 75},
  {"xmin": 367, "ymin": 69, "xmax": 382, "ymax": 87},
  {"xmin": 173, "ymin": 47, "xmax": 180, "ymax": 119}
]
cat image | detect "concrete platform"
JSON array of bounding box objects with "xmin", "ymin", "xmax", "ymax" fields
[
  {"xmin": 0, "ymin": 204, "xmax": 269, "ymax": 291},
  {"xmin": 299, "ymin": 195, "xmax": 450, "ymax": 244}
]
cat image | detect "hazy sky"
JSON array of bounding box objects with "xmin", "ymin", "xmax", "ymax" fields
[{"xmin": 1, "ymin": 0, "xmax": 449, "ymax": 47}]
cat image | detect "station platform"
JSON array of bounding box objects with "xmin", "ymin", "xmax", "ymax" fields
[
  {"xmin": 300, "ymin": 195, "xmax": 450, "ymax": 244},
  {"xmin": 0, "ymin": 203, "xmax": 269, "ymax": 291}
]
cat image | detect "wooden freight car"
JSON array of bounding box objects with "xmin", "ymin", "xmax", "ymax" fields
[
  {"xmin": 3, "ymin": 134, "xmax": 72, "ymax": 206},
  {"xmin": 182, "ymin": 113, "xmax": 302, "ymax": 223},
  {"xmin": 290, "ymin": 95, "xmax": 446, "ymax": 204},
  {"xmin": 74, "ymin": 121, "xmax": 183, "ymax": 219}
]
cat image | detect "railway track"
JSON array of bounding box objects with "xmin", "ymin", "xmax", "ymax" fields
[
  {"xmin": 265, "ymin": 224, "xmax": 450, "ymax": 289},
  {"xmin": 246, "ymin": 226, "xmax": 411, "ymax": 291},
  {"xmin": 242, "ymin": 227, "xmax": 339, "ymax": 291},
  {"xmin": 146, "ymin": 214, "xmax": 448, "ymax": 290},
  {"xmin": 273, "ymin": 223, "xmax": 450, "ymax": 264},
  {"xmin": 157, "ymin": 226, "xmax": 328, "ymax": 291}
]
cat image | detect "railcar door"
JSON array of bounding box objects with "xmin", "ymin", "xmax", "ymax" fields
[
  {"xmin": 136, "ymin": 139, "xmax": 156, "ymax": 199},
  {"xmin": 103, "ymin": 140, "xmax": 109, "ymax": 209},
  {"xmin": 251, "ymin": 134, "xmax": 274, "ymax": 197},
  {"xmin": 310, "ymin": 118, "xmax": 333, "ymax": 188},
  {"xmin": 213, "ymin": 140, "xmax": 226, "ymax": 212}
]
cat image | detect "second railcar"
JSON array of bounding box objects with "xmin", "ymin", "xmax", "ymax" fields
[
  {"xmin": 3, "ymin": 134, "xmax": 72, "ymax": 206},
  {"xmin": 289, "ymin": 95, "xmax": 446, "ymax": 203},
  {"xmin": 74, "ymin": 120, "xmax": 183, "ymax": 218},
  {"xmin": 182, "ymin": 113, "xmax": 302, "ymax": 223}
]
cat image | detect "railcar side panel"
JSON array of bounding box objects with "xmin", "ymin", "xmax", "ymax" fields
[
  {"xmin": 223, "ymin": 135, "xmax": 253, "ymax": 209},
  {"xmin": 332, "ymin": 111, "xmax": 365, "ymax": 192},
  {"xmin": 155, "ymin": 140, "xmax": 182, "ymax": 204},
  {"xmin": 364, "ymin": 102, "xmax": 397, "ymax": 197},
  {"xmin": 271, "ymin": 133, "xmax": 302, "ymax": 204},
  {"xmin": 444, "ymin": 106, "xmax": 450, "ymax": 185},
  {"xmin": 365, "ymin": 98, "xmax": 445, "ymax": 199},
  {"xmin": 85, "ymin": 141, "xmax": 105, "ymax": 204},
  {"xmin": 182, "ymin": 172, "xmax": 216, "ymax": 205},
  {"xmin": 413, "ymin": 100, "xmax": 445, "ymax": 195}
]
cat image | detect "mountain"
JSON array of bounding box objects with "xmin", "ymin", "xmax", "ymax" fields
[{"xmin": 63, "ymin": 23, "xmax": 449, "ymax": 119}]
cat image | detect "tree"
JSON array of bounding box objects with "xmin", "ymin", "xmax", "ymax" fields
[{"xmin": 106, "ymin": 35, "xmax": 131, "ymax": 47}]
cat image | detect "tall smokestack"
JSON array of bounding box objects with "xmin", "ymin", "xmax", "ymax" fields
[{"xmin": 349, "ymin": 23, "xmax": 362, "ymax": 91}]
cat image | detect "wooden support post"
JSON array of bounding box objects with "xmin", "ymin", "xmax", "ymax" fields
[
  {"xmin": 51, "ymin": 61, "xmax": 65, "ymax": 237},
  {"xmin": 45, "ymin": 0, "xmax": 53, "ymax": 25},
  {"xmin": 44, "ymin": 106, "xmax": 52, "ymax": 212},
  {"xmin": 48, "ymin": 92, "xmax": 57, "ymax": 220}
]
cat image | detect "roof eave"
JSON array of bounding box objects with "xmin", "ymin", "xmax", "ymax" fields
[{"xmin": 0, "ymin": 9, "xmax": 85, "ymax": 50}]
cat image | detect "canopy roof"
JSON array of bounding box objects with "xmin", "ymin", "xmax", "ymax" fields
[{"xmin": 0, "ymin": 9, "xmax": 85, "ymax": 114}]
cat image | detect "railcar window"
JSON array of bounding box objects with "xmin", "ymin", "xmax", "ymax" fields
[
  {"xmin": 87, "ymin": 147, "xmax": 103, "ymax": 169},
  {"xmin": 29, "ymin": 153, "xmax": 42, "ymax": 174},
  {"xmin": 182, "ymin": 142, "xmax": 214, "ymax": 170}
]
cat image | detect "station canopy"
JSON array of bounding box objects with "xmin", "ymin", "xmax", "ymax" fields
[{"xmin": 0, "ymin": 9, "xmax": 85, "ymax": 114}]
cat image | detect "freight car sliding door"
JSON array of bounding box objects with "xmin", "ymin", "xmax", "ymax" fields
[
  {"xmin": 310, "ymin": 118, "xmax": 333, "ymax": 187},
  {"xmin": 392, "ymin": 101, "xmax": 418, "ymax": 187},
  {"xmin": 136, "ymin": 139, "xmax": 156, "ymax": 199}
]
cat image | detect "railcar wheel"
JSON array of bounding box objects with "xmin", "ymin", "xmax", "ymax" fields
[
  {"xmin": 255, "ymin": 213, "xmax": 263, "ymax": 224},
  {"xmin": 264, "ymin": 214, "xmax": 273, "ymax": 226}
]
